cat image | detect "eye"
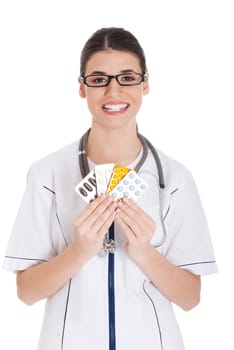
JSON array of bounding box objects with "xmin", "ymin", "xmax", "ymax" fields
[
  {"xmin": 120, "ymin": 74, "xmax": 136, "ymax": 82},
  {"xmin": 88, "ymin": 75, "xmax": 108, "ymax": 85},
  {"xmin": 119, "ymin": 73, "xmax": 142, "ymax": 85},
  {"xmin": 93, "ymin": 77, "xmax": 106, "ymax": 83}
]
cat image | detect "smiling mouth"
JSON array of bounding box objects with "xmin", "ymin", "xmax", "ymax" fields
[{"xmin": 102, "ymin": 103, "xmax": 129, "ymax": 112}]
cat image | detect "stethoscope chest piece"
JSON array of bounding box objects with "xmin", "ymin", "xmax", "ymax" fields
[{"xmin": 103, "ymin": 235, "xmax": 116, "ymax": 254}]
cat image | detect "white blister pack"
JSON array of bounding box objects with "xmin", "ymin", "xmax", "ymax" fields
[
  {"xmin": 75, "ymin": 170, "xmax": 97, "ymax": 203},
  {"xmin": 109, "ymin": 170, "xmax": 148, "ymax": 202},
  {"xmin": 95, "ymin": 163, "xmax": 115, "ymax": 195}
]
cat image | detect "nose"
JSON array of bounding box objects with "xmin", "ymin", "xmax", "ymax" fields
[
  {"xmin": 109, "ymin": 76, "xmax": 119, "ymax": 84},
  {"xmin": 105, "ymin": 76, "xmax": 122, "ymax": 93}
]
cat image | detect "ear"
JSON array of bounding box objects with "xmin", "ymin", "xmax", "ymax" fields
[
  {"xmin": 78, "ymin": 77, "xmax": 86, "ymax": 98},
  {"xmin": 143, "ymin": 73, "xmax": 150, "ymax": 96}
]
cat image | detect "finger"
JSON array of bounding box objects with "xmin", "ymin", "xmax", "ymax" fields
[
  {"xmin": 118, "ymin": 199, "xmax": 155, "ymax": 233},
  {"xmin": 116, "ymin": 207, "xmax": 142, "ymax": 237},
  {"xmin": 117, "ymin": 200, "xmax": 146, "ymax": 234},
  {"xmin": 117, "ymin": 201, "xmax": 155, "ymax": 239},
  {"xmin": 75, "ymin": 194, "xmax": 106, "ymax": 225},
  {"xmin": 76, "ymin": 195, "xmax": 113, "ymax": 227},
  {"xmin": 92, "ymin": 201, "xmax": 117, "ymax": 233},
  {"xmin": 85, "ymin": 196, "xmax": 115, "ymax": 228},
  {"xmin": 121, "ymin": 198, "xmax": 150, "ymax": 218},
  {"xmin": 97, "ymin": 210, "xmax": 116, "ymax": 239},
  {"xmin": 115, "ymin": 213, "xmax": 135, "ymax": 241}
]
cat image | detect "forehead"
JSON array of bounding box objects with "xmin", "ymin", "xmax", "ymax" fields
[{"xmin": 85, "ymin": 49, "xmax": 141, "ymax": 75}]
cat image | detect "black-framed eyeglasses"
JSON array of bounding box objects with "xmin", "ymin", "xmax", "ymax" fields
[{"xmin": 80, "ymin": 72, "xmax": 147, "ymax": 87}]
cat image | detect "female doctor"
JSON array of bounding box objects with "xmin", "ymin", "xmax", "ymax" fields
[{"xmin": 3, "ymin": 27, "xmax": 217, "ymax": 350}]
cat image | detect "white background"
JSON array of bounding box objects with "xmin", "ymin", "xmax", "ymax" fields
[{"xmin": 0, "ymin": 0, "xmax": 233, "ymax": 349}]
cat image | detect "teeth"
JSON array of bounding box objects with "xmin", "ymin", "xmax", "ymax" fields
[{"xmin": 103, "ymin": 103, "xmax": 128, "ymax": 111}]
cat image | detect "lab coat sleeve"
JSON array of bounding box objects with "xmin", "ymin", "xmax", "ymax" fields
[
  {"xmin": 2, "ymin": 165, "xmax": 57, "ymax": 272},
  {"xmin": 162, "ymin": 167, "xmax": 218, "ymax": 276}
]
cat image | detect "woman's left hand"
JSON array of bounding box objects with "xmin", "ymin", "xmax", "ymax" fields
[{"xmin": 115, "ymin": 198, "xmax": 156, "ymax": 261}]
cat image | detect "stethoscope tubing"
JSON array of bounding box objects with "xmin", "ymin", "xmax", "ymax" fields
[{"xmin": 78, "ymin": 128, "xmax": 167, "ymax": 247}]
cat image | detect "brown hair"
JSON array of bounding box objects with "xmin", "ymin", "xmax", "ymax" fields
[{"xmin": 80, "ymin": 27, "xmax": 147, "ymax": 76}]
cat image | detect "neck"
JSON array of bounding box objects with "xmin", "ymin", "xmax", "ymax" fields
[{"xmin": 86, "ymin": 126, "xmax": 142, "ymax": 165}]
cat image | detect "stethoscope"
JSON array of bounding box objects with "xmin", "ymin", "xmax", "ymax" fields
[{"xmin": 78, "ymin": 128, "xmax": 167, "ymax": 251}]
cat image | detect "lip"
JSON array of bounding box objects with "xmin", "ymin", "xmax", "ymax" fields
[{"xmin": 102, "ymin": 101, "xmax": 129, "ymax": 115}]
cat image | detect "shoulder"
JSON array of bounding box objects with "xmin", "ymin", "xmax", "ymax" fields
[
  {"xmin": 152, "ymin": 148, "xmax": 203, "ymax": 216},
  {"xmin": 27, "ymin": 140, "xmax": 79, "ymax": 186},
  {"xmin": 153, "ymin": 148, "xmax": 196, "ymax": 191}
]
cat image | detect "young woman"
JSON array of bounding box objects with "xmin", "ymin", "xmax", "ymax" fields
[{"xmin": 3, "ymin": 27, "xmax": 217, "ymax": 350}]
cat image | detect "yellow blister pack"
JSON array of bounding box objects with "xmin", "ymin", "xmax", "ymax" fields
[{"xmin": 107, "ymin": 165, "xmax": 131, "ymax": 192}]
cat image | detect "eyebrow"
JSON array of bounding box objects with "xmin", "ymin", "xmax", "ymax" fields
[{"xmin": 90, "ymin": 69, "xmax": 136, "ymax": 75}]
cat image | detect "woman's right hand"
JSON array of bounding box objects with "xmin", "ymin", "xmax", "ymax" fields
[
  {"xmin": 16, "ymin": 194, "xmax": 116, "ymax": 305},
  {"xmin": 72, "ymin": 194, "xmax": 117, "ymax": 261}
]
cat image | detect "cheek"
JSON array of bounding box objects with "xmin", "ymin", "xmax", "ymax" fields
[
  {"xmin": 86, "ymin": 89, "xmax": 102, "ymax": 103},
  {"xmin": 86, "ymin": 98, "xmax": 95, "ymax": 114},
  {"xmin": 133, "ymin": 91, "xmax": 143, "ymax": 108},
  {"xmin": 86, "ymin": 92, "xmax": 102, "ymax": 114}
]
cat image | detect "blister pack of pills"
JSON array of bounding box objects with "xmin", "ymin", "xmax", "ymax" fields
[
  {"xmin": 75, "ymin": 169, "xmax": 97, "ymax": 203},
  {"xmin": 75, "ymin": 164, "xmax": 148, "ymax": 203},
  {"xmin": 95, "ymin": 163, "xmax": 115, "ymax": 195},
  {"xmin": 107, "ymin": 165, "xmax": 131, "ymax": 192},
  {"xmin": 108, "ymin": 170, "xmax": 148, "ymax": 202}
]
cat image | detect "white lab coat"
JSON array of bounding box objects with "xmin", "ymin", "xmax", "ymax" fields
[{"xmin": 3, "ymin": 140, "xmax": 218, "ymax": 350}]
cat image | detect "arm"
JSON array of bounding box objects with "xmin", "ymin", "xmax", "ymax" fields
[
  {"xmin": 17, "ymin": 244, "xmax": 85, "ymax": 305},
  {"xmin": 17, "ymin": 195, "xmax": 116, "ymax": 305},
  {"xmin": 115, "ymin": 198, "xmax": 201, "ymax": 311}
]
